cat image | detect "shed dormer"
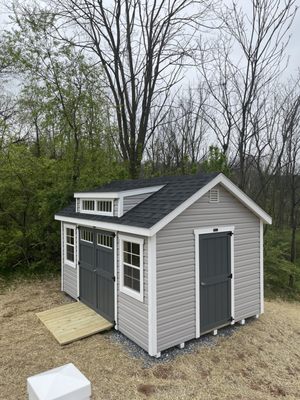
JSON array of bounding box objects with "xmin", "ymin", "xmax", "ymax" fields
[{"xmin": 74, "ymin": 185, "xmax": 163, "ymax": 217}]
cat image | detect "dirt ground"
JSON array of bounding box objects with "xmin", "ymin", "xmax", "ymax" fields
[{"xmin": 0, "ymin": 277, "xmax": 300, "ymax": 400}]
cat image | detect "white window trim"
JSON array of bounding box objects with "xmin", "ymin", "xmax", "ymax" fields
[
  {"xmin": 80, "ymin": 199, "xmax": 114, "ymax": 216},
  {"xmin": 194, "ymin": 225, "xmax": 235, "ymax": 338},
  {"xmin": 119, "ymin": 234, "xmax": 144, "ymax": 302},
  {"xmin": 64, "ymin": 223, "xmax": 76, "ymax": 268}
]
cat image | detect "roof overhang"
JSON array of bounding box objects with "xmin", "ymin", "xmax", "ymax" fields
[
  {"xmin": 54, "ymin": 215, "xmax": 151, "ymax": 236},
  {"xmin": 74, "ymin": 185, "xmax": 164, "ymax": 199}
]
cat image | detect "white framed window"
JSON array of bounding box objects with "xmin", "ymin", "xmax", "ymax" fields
[
  {"xmin": 120, "ymin": 235, "xmax": 144, "ymax": 302},
  {"xmin": 64, "ymin": 224, "xmax": 75, "ymax": 267},
  {"xmin": 80, "ymin": 199, "xmax": 113, "ymax": 216},
  {"xmin": 209, "ymin": 188, "xmax": 219, "ymax": 203},
  {"xmin": 97, "ymin": 200, "xmax": 112, "ymax": 213},
  {"xmin": 82, "ymin": 200, "xmax": 95, "ymax": 211},
  {"xmin": 80, "ymin": 229, "xmax": 94, "ymax": 243},
  {"xmin": 97, "ymin": 233, "xmax": 113, "ymax": 249}
]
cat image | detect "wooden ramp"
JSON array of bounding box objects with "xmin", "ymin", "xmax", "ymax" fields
[{"xmin": 36, "ymin": 302, "xmax": 113, "ymax": 345}]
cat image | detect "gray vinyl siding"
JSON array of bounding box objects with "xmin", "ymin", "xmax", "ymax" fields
[
  {"xmin": 117, "ymin": 234, "xmax": 148, "ymax": 351},
  {"xmin": 63, "ymin": 264, "xmax": 78, "ymax": 299},
  {"xmin": 62, "ymin": 222, "xmax": 78, "ymax": 300},
  {"xmin": 123, "ymin": 192, "xmax": 154, "ymax": 214},
  {"xmin": 156, "ymin": 184, "xmax": 260, "ymax": 352},
  {"xmin": 113, "ymin": 199, "xmax": 119, "ymax": 216}
]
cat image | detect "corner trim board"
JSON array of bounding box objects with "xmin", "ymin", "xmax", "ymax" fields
[
  {"xmin": 260, "ymin": 220, "xmax": 264, "ymax": 314},
  {"xmin": 148, "ymin": 235, "xmax": 158, "ymax": 356},
  {"xmin": 61, "ymin": 222, "xmax": 64, "ymax": 291},
  {"xmin": 114, "ymin": 232, "xmax": 118, "ymax": 329},
  {"xmin": 76, "ymin": 226, "xmax": 80, "ymax": 298}
]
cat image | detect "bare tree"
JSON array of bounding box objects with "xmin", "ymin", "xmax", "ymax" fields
[
  {"xmin": 282, "ymin": 83, "xmax": 300, "ymax": 282},
  {"xmin": 198, "ymin": 0, "xmax": 297, "ymax": 190},
  {"xmin": 146, "ymin": 85, "xmax": 208, "ymax": 173},
  {"xmin": 49, "ymin": 0, "xmax": 212, "ymax": 178}
]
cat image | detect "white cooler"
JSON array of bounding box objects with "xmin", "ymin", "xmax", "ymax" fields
[{"xmin": 27, "ymin": 363, "xmax": 91, "ymax": 400}]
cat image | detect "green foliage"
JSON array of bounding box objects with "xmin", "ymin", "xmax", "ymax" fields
[
  {"xmin": 0, "ymin": 143, "xmax": 125, "ymax": 277},
  {"xmin": 264, "ymin": 228, "xmax": 300, "ymax": 300},
  {"xmin": 202, "ymin": 146, "xmax": 231, "ymax": 176},
  {"xmin": 0, "ymin": 10, "xmax": 126, "ymax": 277}
]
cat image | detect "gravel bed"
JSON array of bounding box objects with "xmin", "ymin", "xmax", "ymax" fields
[{"xmin": 106, "ymin": 322, "xmax": 242, "ymax": 368}]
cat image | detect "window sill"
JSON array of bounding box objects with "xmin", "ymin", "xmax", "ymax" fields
[{"xmin": 120, "ymin": 286, "xmax": 143, "ymax": 302}]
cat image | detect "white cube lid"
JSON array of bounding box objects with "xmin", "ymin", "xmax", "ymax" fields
[{"xmin": 27, "ymin": 363, "xmax": 91, "ymax": 400}]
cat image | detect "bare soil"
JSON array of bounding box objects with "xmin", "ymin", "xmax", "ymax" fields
[{"xmin": 0, "ymin": 277, "xmax": 300, "ymax": 400}]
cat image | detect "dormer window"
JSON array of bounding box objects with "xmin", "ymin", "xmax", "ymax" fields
[
  {"xmin": 97, "ymin": 200, "xmax": 112, "ymax": 213},
  {"xmin": 80, "ymin": 199, "xmax": 113, "ymax": 216},
  {"xmin": 82, "ymin": 200, "xmax": 95, "ymax": 211}
]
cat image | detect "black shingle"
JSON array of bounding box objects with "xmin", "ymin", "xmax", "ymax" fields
[{"xmin": 56, "ymin": 173, "xmax": 219, "ymax": 229}]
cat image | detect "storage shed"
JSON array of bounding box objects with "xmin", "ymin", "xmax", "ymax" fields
[{"xmin": 55, "ymin": 173, "xmax": 272, "ymax": 357}]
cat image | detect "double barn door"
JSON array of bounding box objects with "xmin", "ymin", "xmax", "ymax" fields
[{"xmin": 79, "ymin": 228, "xmax": 114, "ymax": 323}]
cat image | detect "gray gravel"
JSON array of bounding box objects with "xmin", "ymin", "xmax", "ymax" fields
[{"xmin": 105, "ymin": 323, "xmax": 242, "ymax": 368}]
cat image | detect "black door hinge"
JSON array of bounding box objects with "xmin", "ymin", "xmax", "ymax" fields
[
  {"xmin": 230, "ymin": 316, "xmax": 234, "ymax": 322},
  {"xmin": 228, "ymin": 231, "xmax": 234, "ymax": 236},
  {"xmin": 78, "ymin": 261, "xmax": 80, "ymax": 266},
  {"xmin": 112, "ymin": 276, "xmax": 115, "ymax": 282},
  {"xmin": 228, "ymin": 273, "xmax": 233, "ymax": 279},
  {"xmin": 112, "ymin": 232, "xmax": 116, "ymax": 238}
]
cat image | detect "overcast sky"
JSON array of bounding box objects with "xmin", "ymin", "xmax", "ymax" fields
[{"xmin": 0, "ymin": 0, "xmax": 299, "ymax": 86}]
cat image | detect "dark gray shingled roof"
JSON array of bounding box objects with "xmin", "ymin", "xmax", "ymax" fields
[{"xmin": 56, "ymin": 173, "xmax": 219, "ymax": 229}]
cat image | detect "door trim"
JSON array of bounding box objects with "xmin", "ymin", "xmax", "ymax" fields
[{"xmin": 194, "ymin": 226, "xmax": 235, "ymax": 338}]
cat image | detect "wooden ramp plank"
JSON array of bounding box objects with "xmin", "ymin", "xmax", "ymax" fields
[{"xmin": 36, "ymin": 302, "xmax": 113, "ymax": 345}]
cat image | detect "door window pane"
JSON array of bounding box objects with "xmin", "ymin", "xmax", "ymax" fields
[{"xmin": 81, "ymin": 229, "xmax": 94, "ymax": 243}]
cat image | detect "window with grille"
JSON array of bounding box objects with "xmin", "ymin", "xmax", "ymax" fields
[
  {"xmin": 97, "ymin": 233, "xmax": 113, "ymax": 249},
  {"xmin": 97, "ymin": 201, "xmax": 112, "ymax": 213},
  {"xmin": 82, "ymin": 200, "xmax": 95, "ymax": 211},
  {"xmin": 120, "ymin": 236, "xmax": 144, "ymax": 302},
  {"xmin": 80, "ymin": 199, "xmax": 113, "ymax": 215},
  {"xmin": 80, "ymin": 229, "xmax": 94, "ymax": 243},
  {"xmin": 209, "ymin": 188, "xmax": 219, "ymax": 203},
  {"xmin": 64, "ymin": 225, "xmax": 75, "ymax": 267}
]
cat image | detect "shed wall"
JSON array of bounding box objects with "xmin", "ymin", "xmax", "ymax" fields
[
  {"xmin": 156, "ymin": 184, "xmax": 261, "ymax": 352},
  {"xmin": 117, "ymin": 234, "xmax": 148, "ymax": 351},
  {"xmin": 123, "ymin": 192, "xmax": 154, "ymax": 214}
]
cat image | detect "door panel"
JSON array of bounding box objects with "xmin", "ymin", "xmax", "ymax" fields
[
  {"xmin": 95, "ymin": 241, "xmax": 114, "ymax": 322},
  {"xmin": 199, "ymin": 232, "xmax": 231, "ymax": 333},
  {"xmin": 79, "ymin": 234, "xmax": 96, "ymax": 310},
  {"xmin": 79, "ymin": 228, "xmax": 115, "ymax": 323}
]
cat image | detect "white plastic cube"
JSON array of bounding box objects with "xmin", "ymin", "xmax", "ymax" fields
[{"xmin": 27, "ymin": 363, "xmax": 91, "ymax": 400}]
